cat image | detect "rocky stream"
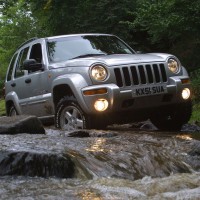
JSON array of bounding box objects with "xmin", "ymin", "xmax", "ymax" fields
[{"xmin": 0, "ymin": 116, "xmax": 200, "ymax": 199}]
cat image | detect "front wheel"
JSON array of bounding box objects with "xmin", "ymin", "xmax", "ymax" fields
[
  {"xmin": 150, "ymin": 100, "xmax": 192, "ymax": 131},
  {"xmin": 55, "ymin": 96, "xmax": 93, "ymax": 131}
]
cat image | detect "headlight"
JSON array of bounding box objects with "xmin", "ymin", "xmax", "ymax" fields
[
  {"xmin": 91, "ymin": 65, "xmax": 108, "ymax": 81},
  {"xmin": 167, "ymin": 58, "xmax": 180, "ymax": 74}
]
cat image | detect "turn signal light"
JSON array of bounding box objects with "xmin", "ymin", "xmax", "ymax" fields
[
  {"xmin": 181, "ymin": 79, "xmax": 190, "ymax": 84},
  {"xmin": 83, "ymin": 88, "xmax": 107, "ymax": 96}
]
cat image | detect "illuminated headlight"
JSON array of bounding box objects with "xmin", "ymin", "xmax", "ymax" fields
[
  {"xmin": 94, "ymin": 99, "xmax": 108, "ymax": 111},
  {"xmin": 182, "ymin": 88, "xmax": 190, "ymax": 100},
  {"xmin": 91, "ymin": 65, "xmax": 108, "ymax": 81},
  {"xmin": 168, "ymin": 58, "xmax": 180, "ymax": 74}
]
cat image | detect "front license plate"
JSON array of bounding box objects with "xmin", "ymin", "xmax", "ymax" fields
[{"xmin": 133, "ymin": 85, "xmax": 167, "ymax": 97}]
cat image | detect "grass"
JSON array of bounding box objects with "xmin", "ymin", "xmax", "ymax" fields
[{"xmin": 0, "ymin": 99, "xmax": 6, "ymax": 116}]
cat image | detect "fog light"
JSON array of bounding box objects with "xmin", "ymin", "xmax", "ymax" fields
[
  {"xmin": 94, "ymin": 99, "xmax": 108, "ymax": 112},
  {"xmin": 182, "ymin": 88, "xmax": 190, "ymax": 100}
]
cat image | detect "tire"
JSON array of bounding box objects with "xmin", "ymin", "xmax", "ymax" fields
[
  {"xmin": 8, "ymin": 105, "xmax": 18, "ymax": 116},
  {"xmin": 55, "ymin": 96, "xmax": 93, "ymax": 131},
  {"xmin": 150, "ymin": 100, "xmax": 192, "ymax": 131}
]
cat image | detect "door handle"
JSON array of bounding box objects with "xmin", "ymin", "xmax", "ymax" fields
[
  {"xmin": 11, "ymin": 83, "xmax": 16, "ymax": 87},
  {"xmin": 25, "ymin": 78, "xmax": 31, "ymax": 83}
]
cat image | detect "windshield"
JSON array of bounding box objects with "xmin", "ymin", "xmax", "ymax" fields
[{"xmin": 47, "ymin": 35, "xmax": 134, "ymax": 63}]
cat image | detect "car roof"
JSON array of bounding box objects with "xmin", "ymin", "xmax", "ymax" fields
[{"xmin": 46, "ymin": 33, "xmax": 114, "ymax": 40}]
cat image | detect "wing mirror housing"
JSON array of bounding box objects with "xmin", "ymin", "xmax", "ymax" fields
[{"xmin": 23, "ymin": 59, "xmax": 44, "ymax": 72}]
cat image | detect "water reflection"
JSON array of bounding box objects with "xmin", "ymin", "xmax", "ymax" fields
[
  {"xmin": 79, "ymin": 189, "xmax": 102, "ymax": 200},
  {"xmin": 176, "ymin": 134, "xmax": 193, "ymax": 140},
  {"xmin": 86, "ymin": 138, "xmax": 110, "ymax": 153}
]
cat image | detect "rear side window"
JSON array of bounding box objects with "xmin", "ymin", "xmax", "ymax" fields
[
  {"xmin": 7, "ymin": 53, "xmax": 18, "ymax": 81},
  {"xmin": 14, "ymin": 47, "xmax": 29, "ymax": 78}
]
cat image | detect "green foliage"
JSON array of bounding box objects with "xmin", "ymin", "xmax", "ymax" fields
[
  {"xmin": 2, "ymin": 0, "xmax": 200, "ymax": 72},
  {"xmin": 28, "ymin": 0, "xmax": 136, "ymax": 41},
  {"xmin": 0, "ymin": 99, "xmax": 6, "ymax": 116},
  {"xmin": 0, "ymin": 0, "xmax": 47, "ymax": 82},
  {"xmin": 126, "ymin": 0, "xmax": 200, "ymax": 43},
  {"xmin": 191, "ymin": 69, "xmax": 200, "ymax": 103},
  {"xmin": 190, "ymin": 103, "xmax": 200, "ymax": 124},
  {"xmin": 122, "ymin": 0, "xmax": 200, "ymax": 70},
  {"xmin": 0, "ymin": 79, "xmax": 4, "ymax": 97}
]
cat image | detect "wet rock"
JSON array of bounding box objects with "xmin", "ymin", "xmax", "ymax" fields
[
  {"xmin": 67, "ymin": 130, "xmax": 117, "ymax": 138},
  {"xmin": 130, "ymin": 122, "xmax": 144, "ymax": 129},
  {"xmin": 140, "ymin": 121, "xmax": 158, "ymax": 131},
  {"xmin": 131, "ymin": 121, "xmax": 158, "ymax": 131},
  {"xmin": 89, "ymin": 130, "xmax": 118, "ymax": 137},
  {"xmin": 0, "ymin": 151, "xmax": 75, "ymax": 178},
  {"xmin": 131, "ymin": 121, "xmax": 200, "ymax": 132},
  {"xmin": 68, "ymin": 130, "xmax": 90, "ymax": 137},
  {"xmin": 181, "ymin": 123, "xmax": 200, "ymax": 132},
  {"xmin": 0, "ymin": 115, "xmax": 45, "ymax": 134}
]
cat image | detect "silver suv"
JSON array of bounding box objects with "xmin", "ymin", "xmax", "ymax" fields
[{"xmin": 5, "ymin": 34, "xmax": 192, "ymax": 131}]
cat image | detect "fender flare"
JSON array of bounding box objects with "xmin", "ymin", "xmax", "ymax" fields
[
  {"xmin": 5, "ymin": 91, "xmax": 22, "ymax": 115},
  {"xmin": 52, "ymin": 73, "xmax": 90, "ymax": 113}
]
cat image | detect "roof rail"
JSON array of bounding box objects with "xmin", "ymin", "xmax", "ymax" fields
[{"xmin": 18, "ymin": 37, "xmax": 38, "ymax": 49}]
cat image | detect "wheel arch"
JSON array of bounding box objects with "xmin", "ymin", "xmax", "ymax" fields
[
  {"xmin": 52, "ymin": 74, "xmax": 90, "ymax": 113},
  {"xmin": 5, "ymin": 92, "xmax": 21, "ymax": 116},
  {"xmin": 53, "ymin": 84, "xmax": 74, "ymax": 108}
]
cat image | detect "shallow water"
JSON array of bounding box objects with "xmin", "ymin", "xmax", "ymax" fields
[
  {"xmin": 0, "ymin": 173, "xmax": 199, "ymax": 199},
  {"xmin": 0, "ymin": 125, "xmax": 199, "ymax": 199}
]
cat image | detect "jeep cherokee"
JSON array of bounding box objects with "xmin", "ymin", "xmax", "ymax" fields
[{"xmin": 5, "ymin": 34, "xmax": 192, "ymax": 131}]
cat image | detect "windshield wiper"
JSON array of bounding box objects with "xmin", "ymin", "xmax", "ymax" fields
[{"xmin": 70, "ymin": 53, "xmax": 106, "ymax": 60}]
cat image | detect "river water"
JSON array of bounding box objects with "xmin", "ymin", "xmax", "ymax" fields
[{"xmin": 0, "ymin": 124, "xmax": 200, "ymax": 199}]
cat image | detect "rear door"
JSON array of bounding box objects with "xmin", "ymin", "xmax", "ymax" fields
[{"xmin": 12, "ymin": 46, "xmax": 31, "ymax": 113}]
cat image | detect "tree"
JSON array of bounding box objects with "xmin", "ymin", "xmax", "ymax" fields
[
  {"xmin": 0, "ymin": 0, "xmax": 44, "ymax": 94},
  {"xmin": 122, "ymin": 0, "xmax": 200, "ymax": 70},
  {"xmin": 0, "ymin": 0, "xmax": 45, "ymax": 92},
  {"xmin": 29, "ymin": 0, "xmax": 136, "ymax": 41}
]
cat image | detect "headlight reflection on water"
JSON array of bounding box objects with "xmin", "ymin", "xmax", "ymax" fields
[
  {"xmin": 79, "ymin": 189, "xmax": 102, "ymax": 200},
  {"xmin": 176, "ymin": 134, "xmax": 193, "ymax": 140},
  {"xmin": 86, "ymin": 138, "xmax": 110, "ymax": 152}
]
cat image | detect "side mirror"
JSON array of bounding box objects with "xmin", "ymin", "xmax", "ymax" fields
[{"xmin": 23, "ymin": 59, "xmax": 44, "ymax": 72}]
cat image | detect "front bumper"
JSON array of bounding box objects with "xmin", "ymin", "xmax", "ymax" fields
[{"xmin": 81, "ymin": 76, "xmax": 191, "ymax": 114}]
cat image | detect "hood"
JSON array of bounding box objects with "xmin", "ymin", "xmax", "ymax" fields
[
  {"xmin": 49, "ymin": 53, "xmax": 173, "ymax": 69},
  {"xmin": 95, "ymin": 53, "xmax": 172, "ymax": 66}
]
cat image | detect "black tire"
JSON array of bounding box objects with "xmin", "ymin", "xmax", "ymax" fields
[
  {"xmin": 55, "ymin": 96, "xmax": 93, "ymax": 130},
  {"xmin": 150, "ymin": 100, "xmax": 192, "ymax": 131},
  {"xmin": 8, "ymin": 105, "xmax": 18, "ymax": 116}
]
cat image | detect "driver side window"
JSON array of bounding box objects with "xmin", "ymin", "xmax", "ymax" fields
[
  {"xmin": 29, "ymin": 43, "xmax": 42, "ymax": 63},
  {"xmin": 28, "ymin": 43, "xmax": 43, "ymax": 74}
]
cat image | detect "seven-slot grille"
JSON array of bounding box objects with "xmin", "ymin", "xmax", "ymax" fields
[{"xmin": 114, "ymin": 63, "xmax": 167, "ymax": 87}]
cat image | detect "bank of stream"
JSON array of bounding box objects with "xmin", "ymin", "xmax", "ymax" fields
[{"xmin": 0, "ymin": 124, "xmax": 200, "ymax": 199}]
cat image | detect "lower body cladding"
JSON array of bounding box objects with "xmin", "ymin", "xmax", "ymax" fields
[{"xmin": 81, "ymin": 81, "xmax": 192, "ymax": 131}]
